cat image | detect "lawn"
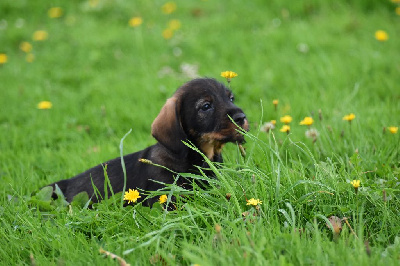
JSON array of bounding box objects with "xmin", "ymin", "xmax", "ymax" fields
[{"xmin": 0, "ymin": 0, "xmax": 399, "ymax": 265}]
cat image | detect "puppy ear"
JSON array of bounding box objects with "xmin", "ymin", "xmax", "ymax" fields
[{"xmin": 151, "ymin": 97, "xmax": 188, "ymax": 156}]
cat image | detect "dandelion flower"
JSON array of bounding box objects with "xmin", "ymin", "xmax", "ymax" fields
[
  {"xmin": 162, "ymin": 28, "xmax": 174, "ymax": 39},
  {"xmin": 37, "ymin": 101, "xmax": 52, "ymax": 109},
  {"xmin": 305, "ymin": 128, "xmax": 319, "ymax": 143},
  {"xmin": 0, "ymin": 53, "xmax": 7, "ymax": 64},
  {"xmin": 220, "ymin": 71, "xmax": 238, "ymax": 83},
  {"xmin": 246, "ymin": 198, "xmax": 262, "ymax": 206},
  {"xmin": 124, "ymin": 189, "xmax": 141, "ymax": 204},
  {"xmin": 280, "ymin": 115, "xmax": 292, "ymax": 124},
  {"xmin": 26, "ymin": 53, "xmax": 35, "ymax": 63},
  {"xmin": 168, "ymin": 19, "xmax": 181, "ymax": 31},
  {"xmin": 215, "ymin": 224, "xmax": 222, "ymax": 234},
  {"xmin": 162, "ymin": 2, "xmax": 177, "ymax": 14},
  {"xmin": 342, "ymin": 113, "xmax": 355, "ymax": 122},
  {"xmin": 375, "ymin": 30, "xmax": 388, "ymax": 42},
  {"xmin": 33, "ymin": 30, "xmax": 48, "ymax": 41},
  {"xmin": 89, "ymin": 0, "xmax": 99, "ymax": 8},
  {"xmin": 129, "ymin": 17, "xmax": 143, "ymax": 27},
  {"xmin": 388, "ymin": 126, "xmax": 398, "ymax": 134},
  {"xmin": 65, "ymin": 15, "xmax": 76, "ymax": 26},
  {"xmin": 305, "ymin": 128, "xmax": 319, "ymax": 139},
  {"xmin": 159, "ymin": 194, "xmax": 168, "ymax": 204},
  {"xmin": 48, "ymin": 7, "xmax": 63, "ymax": 18},
  {"xmin": 350, "ymin": 180, "xmax": 360, "ymax": 188},
  {"xmin": 280, "ymin": 125, "xmax": 290, "ymax": 134},
  {"xmin": 260, "ymin": 121, "xmax": 275, "ymax": 133},
  {"xmin": 350, "ymin": 180, "xmax": 360, "ymax": 194},
  {"xmin": 20, "ymin": 42, "xmax": 32, "ymax": 53},
  {"xmin": 273, "ymin": 99, "xmax": 278, "ymax": 111},
  {"xmin": 299, "ymin": 117, "xmax": 314, "ymax": 126}
]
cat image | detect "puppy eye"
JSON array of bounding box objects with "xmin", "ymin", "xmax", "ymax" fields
[
  {"xmin": 230, "ymin": 96, "xmax": 235, "ymax": 102},
  {"xmin": 201, "ymin": 103, "xmax": 212, "ymax": 111}
]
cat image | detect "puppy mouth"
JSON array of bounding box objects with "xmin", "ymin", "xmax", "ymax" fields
[
  {"xmin": 200, "ymin": 118, "xmax": 249, "ymax": 144},
  {"xmin": 195, "ymin": 118, "xmax": 248, "ymax": 159},
  {"xmin": 225, "ymin": 132, "xmax": 246, "ymax": 145},
  {"xmin": 232, "ymin": 132, "xmax": 246, "ymax": 144},
  {"xmin": 230, "ymin": 118, "xmax": 249, "ymax": 144}
]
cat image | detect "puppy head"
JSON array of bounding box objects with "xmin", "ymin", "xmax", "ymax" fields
[{"xmin": 151, "ymin": 78, "xmax": 249, "ymax": 159}]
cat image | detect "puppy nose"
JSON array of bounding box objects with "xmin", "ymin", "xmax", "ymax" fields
[{"xmin": 232, "ymin": 112, "xmax": 246, "ymax": 125}]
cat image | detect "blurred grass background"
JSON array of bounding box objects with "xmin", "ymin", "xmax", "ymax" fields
[{"xmin": 1, "ymin": 0, "xmax": 399, "ymax": 264}]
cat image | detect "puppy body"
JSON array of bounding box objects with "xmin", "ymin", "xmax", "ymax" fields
[
  {"xmin": 54, "ymin": 143, "xmax": 197, "ymax": 206},
  {"xmin": 48, "ymin": 78, "xmax": 248, "ymax": 206}
]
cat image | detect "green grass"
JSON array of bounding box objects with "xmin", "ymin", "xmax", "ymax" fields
[{"xmin": 1, "ymin": 0, "xmax": 399, "ymax": 265}]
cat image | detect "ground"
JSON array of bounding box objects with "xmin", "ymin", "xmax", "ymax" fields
[{"xmin": 0, "ymin": 0, "xmax": 399, "ymax": 265}]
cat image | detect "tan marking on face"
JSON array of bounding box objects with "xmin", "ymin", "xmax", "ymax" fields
[
  {"xmin": 198, "ymin": 132, "xmax": 226, "ymax": 160},
  {"xmin": 242, "ymin": 118, "xmax": 249, "ymax": 131},
  {"xmin": 201, "ymin": 132, "xmax": 226, "ymax": 141},
  {"xmin": 199, "ymin": 141, "xmax": 225, "ymax": 160}
]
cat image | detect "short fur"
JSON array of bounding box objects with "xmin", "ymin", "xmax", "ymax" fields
[{"xmin": 45, "ymin": 78, "xmax": 248, "ymax": 206}]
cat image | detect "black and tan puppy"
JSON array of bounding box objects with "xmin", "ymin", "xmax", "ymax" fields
[{"xmin": 47, "ymin": 78, "xmax": 248, "ymax": 206}]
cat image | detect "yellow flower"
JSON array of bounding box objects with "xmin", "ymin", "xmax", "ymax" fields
[
  {"xmin": 65, "ymin": 15, "xmax": 76, "ymax": 26},
  {"xmin": 271, "ymin": 120, "xmax": 276, "ymax": 125},
  {"xmin": 138, "ymin": 158, "xmax": 153, "ymax": 164},
  {"xmin": 168, "ymin": 19, "xmax": 181, "ymax": 31},
  {"xmin": 396, "ymin": 7, "xmax": 400, "ymax": 16},
  {"xmin": 280, "ymin": 115, "xmax": 292, "ymax": 124},
  {"xmin": 0, "ymin": 53, "xmax": 7, "ymax": 64},
  {"xmin": 280, "ymin": 125, "xmax": 290, "ymax": 133},
  {"xmin": 33, "ymin": 30, "xmax": 48, "ymax": 41},
  {"xmin": 162, "ymin": 2, "xmax": 177, "ymax": 14},
  {"xmin": 123, "ymin": 189, "xmax": 141, "ymax": 204},
  {"xmin": 220, "ymin": 71, "xmax": 238, "ymax": 79},
  {"xmin": 159, "ymin": 194, "xmax": 168, "ymax": 204},
  {"xmin": 129, "ymin": 17, "xmax": 143, "ymax": 27},
  {"xmin": 299, "ymin": 116, "xmax": 314, "ymax": 126},
  {"xmin": 89, "ymin": 0, "xmax": 99, "ymax": 8},
  {"xmin": 342, "ymin": 113, "xmax": 355, "ymax": 122},
  {"xmin": 375, "ymin": 30, "xmax": 388, "ymax": 42},
  {"xmin": 26, "ymin": 53, "xmax": 35, "ymax": 63},
  {"xmin": 20, "ymin": 42, "xmax": 33, "ymax": 53},
  {"xmin": 37, "ymin": 101, "xmax": 52, "ymax": 109},
  {"xmin": 272, "ymin": 99, "xmax": 279, "ymax": 111},
  {"xmin": 350, "ymin": 180, "xmax": 360, "ymax": 188},
  {"xmin": 246, "ymin": 198, "xmax": 262, "ymax": 206},
  {"xmin": 388, "ymin": 126, "xmax": 398, "ymax": 134},
  {"xmin": 48, "ymin": 7, "xmax": 63, "ymax": 18},
  {"xmin": 162, "ymin": 28, "xmax": 174, "ymax": 39}
]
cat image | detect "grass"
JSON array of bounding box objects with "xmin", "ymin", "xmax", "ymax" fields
[{"xmin": 1, "ymin": 0, "xmax": 399, "ymax": 265}]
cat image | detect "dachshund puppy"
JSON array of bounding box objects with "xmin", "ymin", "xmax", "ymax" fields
[{"xmin": 47, "ymin": 78, "xmax": 249, "ymax": 206}]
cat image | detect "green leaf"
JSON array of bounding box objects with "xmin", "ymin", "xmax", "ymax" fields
[
  {"xmin": 53, "ymin": 184, "xmax": 66, "ymax": 201},
  {"xmin": 34, "ymin": 186, "xmax": 54, "ymax": 202},
  {"xmin": 71, "ymin": 191, "xmax": 90, "ymax": 208},
  {"xmin": 52, "ymin": 184, "xmax": 69, "ymax": 208},
  {"xmin": 28, "ymin": 198, "xmax": 55, "ymax": 212}
]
